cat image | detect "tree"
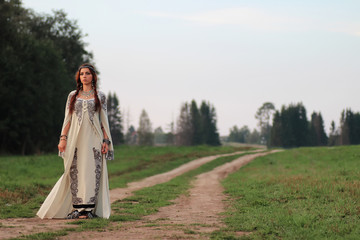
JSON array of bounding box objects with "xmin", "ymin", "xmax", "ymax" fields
[
  {"xmin": 269, "ymin": 103, "xmax": 309, "ymax": 148},
  {"xmin": 228, "ymin": 125, "xmax": 250, "ymax": 143},
  {"xmin": 165, "ymin": 121, "xmax": 175, "ymax": 145},
  {"xmin": 247, "ymin": 129, "xmax": 261, "ymax": 144},
  {"xmin": 340, "ymin": 109, "xmax": 360, "ymax": 145},
  {"xmin": 199, "ymin": 101, "xmax": 220, "ymax": 146},
  {"xmin": 137, "ymin": 109, "xmax": 153, "ymax": 145},
  {"xmin": 190, "ymin": 100, "xmax": 202, "ymax": 145},
  {"xmin": 270, "ymin": 111, "xmax": 282, "ymax": 147},
  {"xmin": 125, "ymin": 125, "xmax": 137, "ymax": 145},
  {"xmin": 107, "ymin": 92, "xmax": 124, "ymax": 145},
  {"xmin": 328, "ymin": 120, "xmax": 340, "ymax": 146},
  {"xmin": 255, "ymin": 102, "xmax": 275, "ymax": 145},
  {"xmin": 0, "ymin": 1, "xmax": 93, "ymax": 154},
  {"xmin": 309, "ymin": 112, "xmax": 328, "ymax": 146},
  {"xmin": 176, "ymin": 103, "xmax": 192, "ymax": 146},
  {"xmin": 176, "ymin": 100, "xmax": 220, "ymax": 146},
  {"xmin": 154, "ymin": 127, "xmax": 167, "ymax": 145}
]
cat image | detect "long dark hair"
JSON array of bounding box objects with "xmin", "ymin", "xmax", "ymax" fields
[{"xmin": 69, "ymin": 63, "xmax": 101, "ymax": 114}]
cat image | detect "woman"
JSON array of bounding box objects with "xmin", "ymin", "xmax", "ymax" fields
[{"xmin": 37, "ymin": 63, "xmax": 114, "ymax": 219}]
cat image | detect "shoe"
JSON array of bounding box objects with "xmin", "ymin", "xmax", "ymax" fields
[{"xmin": 66, "ymin": 210, "xmax": 80, "ymax": 219}]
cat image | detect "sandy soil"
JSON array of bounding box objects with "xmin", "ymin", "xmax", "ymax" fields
[{"xmin": 0, "ymin": 149, "xmax": 277, "ymax": 240}]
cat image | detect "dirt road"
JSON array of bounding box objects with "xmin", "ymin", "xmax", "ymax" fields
[{"xmin": 1, "ymin": 150, "xmax": 278, "ymax": 240}]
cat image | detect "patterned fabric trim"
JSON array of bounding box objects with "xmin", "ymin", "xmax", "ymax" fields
[
  {"xmin": 70, "ymin": 148, "xmax": 82, "ymax": 205},
  {"xmin": 99, "ymin": 92, "xmax": 107, "ymax": 112},
  {"xmin": 89, "ymin": 147, "xmax": 102, "ymax": 204},
  {"xmin": 87, "ymin": 100, "xmax": 96, "ymax": 123},
  {"xmin": 67, "ymin": 91, "xmax": 76, "ymax": 109},
  {"xmin": 73, "ymin": 204, "xmax": 95, "ymax": 209},
  {"xmin": 74, "ymin": 99, "xmax": 83, "ymax": 125},
  {"xmin": 105, "ymin": 150, "xmax": 114, "ymax": 161}
]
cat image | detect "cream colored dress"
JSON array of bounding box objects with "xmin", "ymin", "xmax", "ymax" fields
[{"xmin": 37, "ymin": 90, "xmax": 114, "ymax": 219}]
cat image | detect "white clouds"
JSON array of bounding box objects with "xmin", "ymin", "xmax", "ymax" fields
[{"xmin": 143, "ymin": 7, "xmax": 360, "ymax": 36}]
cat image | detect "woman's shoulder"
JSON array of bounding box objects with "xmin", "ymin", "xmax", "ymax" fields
[
  {"xmin": 67, "ymin": 90, "xmax": 77, "ymax": 100},
  {"xmin": 68, "ymin": 90, "xmax": 77, "ymax": 97},
  {"xmin": 97, "ymin": 91, "xmax": 106, "ymax": 102}
]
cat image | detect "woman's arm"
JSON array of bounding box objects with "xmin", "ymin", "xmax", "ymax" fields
[
  {"xmin": 101, "ymin": 123, "xmax": 109, "ymax": 154},
  {"xmin": 58, "ymin": 121, "xmax": 71, "ymax": 152}
]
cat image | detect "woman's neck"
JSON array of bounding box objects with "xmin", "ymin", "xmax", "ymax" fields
[{"xmin": 82, "ymin": 85, "xmax": 93, "ymax": 92}]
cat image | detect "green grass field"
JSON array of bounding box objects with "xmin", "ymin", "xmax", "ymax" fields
[
  {"xmin": 1, "ymin": 145, "xmax": 360, "ymax": 240},
  {"xmin": 0, "ymin": 145, "xmax": 247, "ymax": 219},
  {"xmin": 217, "ymin": 145, "xmax": 360, "ymax": 239}
]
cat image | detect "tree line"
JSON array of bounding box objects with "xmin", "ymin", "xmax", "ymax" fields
[
  {"xmin": 108, "ymin": 98, "xmax": 221, "ymax": 147},
  {"xmin": 228, "ymin": 102, "xmax": 360, "ymax": 148},
  {"xmin": 0, "ymin": 0, "xmax": 93, "ymax": 154}
]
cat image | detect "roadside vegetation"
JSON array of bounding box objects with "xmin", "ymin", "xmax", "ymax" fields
[{"xmin": 217, "ymin": 145, "xmax": 360, "ymax": 239}]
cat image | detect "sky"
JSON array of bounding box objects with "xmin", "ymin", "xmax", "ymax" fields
[{"xmin": 23, "ymin": 0, "xmax": 360, "ymax": 136}]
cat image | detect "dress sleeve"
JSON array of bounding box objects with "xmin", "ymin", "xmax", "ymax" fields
[
  {"xmin": 58, "ymin": 91, "xmax": 74, "ymax": 157},
  {"xmin": 99, "ymin": 92, "xmax": 114, "ymax": 160}
]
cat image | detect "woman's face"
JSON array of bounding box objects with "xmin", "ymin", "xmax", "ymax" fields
[{"xmin": 79, "ymin": 68, "xmax": 93, "ymax": 86}]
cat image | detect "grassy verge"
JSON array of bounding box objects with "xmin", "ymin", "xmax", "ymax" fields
[
  {"xmin": 0, "ymin": 145, "xmax": 249, "ymax": 219},
  {"xmin": 216, "ymin": 145, "xmax": 360, "ymax": 239}
]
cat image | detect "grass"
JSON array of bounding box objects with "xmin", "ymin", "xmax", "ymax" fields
[
  {"xmin": 0, "ymin": 145, "xmax": 248, "ymax": 219},
  {"xmin": 216, "ymin": 145, "xmax": 360, "ymax": 239},
  {"xmin": 4, "ymin": 145, "xmax": 360, "ymax": 239}
]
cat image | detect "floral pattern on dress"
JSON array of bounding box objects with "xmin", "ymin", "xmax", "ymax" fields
[
  {"xmin": 87, "ymin": 99, "xmax": 96, "ymax": 123},
  {"xmin": 89, "ymin": 147, "xmax": 102, "ymax": 204},
  {"xmin": 74, "ymin": 99, "xmax": 83, "ymax": 125},
  {"xmin": 99, "ymin": 92, "xmax": 107, "ymax": 112},
  {"xmin": 105, "ymin": 150, "xmax": 114, "ymax": 161},
  {"xmin": 70, "ymin": 148, "xmax": 82, "ymax": 205}
]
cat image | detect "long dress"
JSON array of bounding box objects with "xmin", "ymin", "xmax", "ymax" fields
[{"xmin": 37, "ymin": 90, "xmax": 114, "ymax": 219}]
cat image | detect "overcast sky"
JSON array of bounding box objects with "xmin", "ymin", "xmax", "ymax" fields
[{"xmin": 23, "ymin": 0, "xmax": 360, "ymax": 136}]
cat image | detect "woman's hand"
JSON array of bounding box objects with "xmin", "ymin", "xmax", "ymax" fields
[
  {"xmin": 101, "ymin": 142, "xmax": 109, "ymax": 154},
  {"xmin": 58, "ymin": 139, "xmax": 67, "ymax": 152}
]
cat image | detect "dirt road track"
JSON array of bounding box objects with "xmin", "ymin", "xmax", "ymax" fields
[
  {"xmin": 60, "ymin": 150, "xmax": 280, "ymax": 240},
  {"xmin": 0, "ymin": 149, "xmax": 278, "ymax": 240}
]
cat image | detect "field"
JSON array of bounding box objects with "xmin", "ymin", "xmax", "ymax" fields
[
  {"xmin": 218, "ymin": 145, "xmax": 360, "ymax": 239},
  {"xmin": 0, "ymin": 145, "xmax": 249, "ymax": 219},
  {"xmin": 0, "ymin": 145, "xmax": 359, "ymax": 239}
]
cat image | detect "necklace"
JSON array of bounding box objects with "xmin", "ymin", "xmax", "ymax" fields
[{"xmin": 80, "ymin": 89, "xmax": 94, "ymax": 99}]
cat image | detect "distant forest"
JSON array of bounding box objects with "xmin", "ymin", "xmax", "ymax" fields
[{"xmin": 228, "ymin": 102, "xmax": 360, "ymax": 148}]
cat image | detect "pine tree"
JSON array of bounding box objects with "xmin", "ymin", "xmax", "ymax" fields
[
  {"xmin": 200, "ymin": 101, "xmax": 220, "ymax": 146},
  {"xmin": 138, "ymin": 109, "xmax": 153, "ymax": 145},
  {"xmin": 270, "ymin": 111, "xmax": 282, "ymax": 147},
  {"xmin": 309, "ymin": 112, "xmax": 328, "ymax": 146},
  {"xmin": 269, "ymin": 103, "xmax": 309, "ymax": 148},
  {"xmin": 190, "ymin": 100, "xmax": 202, "ymax": 145},
  {"xmin": 176, "ymin": 103, "xmax": 192, "ymax": 145},
  {"xmin": 107, "ymin": 92, "xmax": 124, "ymax": 145},
  {"xmin": 340, "ymin": 109, "xmax": 360, "ymax": 145}
]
